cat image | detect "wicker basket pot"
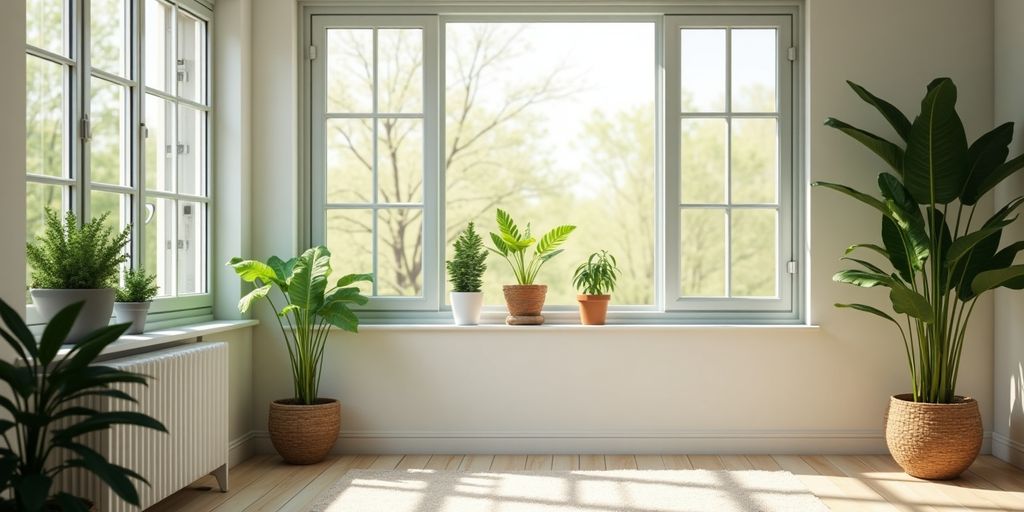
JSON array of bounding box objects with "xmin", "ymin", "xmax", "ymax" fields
[
  {"xmin": 268, "ymin": 398, "xmax": 340, "ymax": 465},
  {"xmin": 885, "ymin": 394, "xmax": 982, "ymax": 480},
  {"xmin": 503, "ymin": 284, "xmax": 547, "ymax": 316}
]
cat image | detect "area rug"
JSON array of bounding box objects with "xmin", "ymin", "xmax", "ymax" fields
[{"xmin": 311, "ymin": 469, "xmax": 830, "ymax": 511}]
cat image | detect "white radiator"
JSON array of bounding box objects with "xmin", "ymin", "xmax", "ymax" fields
[{"xmin": 56, "ymin": 341, "xmax": 229, "ymax": 511}]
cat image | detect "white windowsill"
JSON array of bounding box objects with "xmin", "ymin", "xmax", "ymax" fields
[
  {"xmin": 354, "ymin": 323, "xmax": 820, "ymax": 332},
  {"xmin": 55, "ymin": 319, "xmax": 258, "ymax": 361}
]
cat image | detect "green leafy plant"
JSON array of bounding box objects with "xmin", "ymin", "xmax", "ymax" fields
[
  {"xmin": 116, "ymin": 268, "xmax": 159, "ymax": 303},
  {"xmin": 229, "ymin": 246, "xmax": 372, "ymax": 405},
  {"xmin": 487, "ymin": 209, "xmax": 575, "ymax": 285},
  {"xmin": 573, "ymin": 250, "xmax": 620, "ymax": 296},
  {"xmin": 0, "ymin": 299, "xmax": 167, "ymax": 512},
  {"xmin": 447, "ymin": 222, "xmax": 488, "ymax": 293},
  {"xmin": 26, "ymin": 208, "xmax": 131, "ymax": 290},
  {"xmin": 814, "ymin": 78, "xmax": 1024, "ymax": 404}
]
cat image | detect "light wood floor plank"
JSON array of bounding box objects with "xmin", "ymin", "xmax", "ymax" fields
[
  {"xmin": 491, "ymin": 454, "xmax": 528, "ymax": 471},
  {"xmin": 208, "ymin": 457, "xmax": 298, "ymax": 511},
  {"xmin": 634, "ymin": 455, "xmax": 666, "ymax": 470},
  {"xmin": 662, "ymin": 455, "xmax": 693, "ymax": 469},
  {"xmin": 458, "ymin": 455, "xmax": 494, "ymax": 472},
  {"xmin": 803, "ymin": 455, "xmax": 900, "ymax": 512},
  {"xmin": 368, "ymin": 454, "xmax": 403, "ymax": 470},
  {"xmin": 720, "ymin": 455, "xmax": 754, "ymax": 470},
  {"xmin": 147, "ymin": 455, "xmax": 274, "ymax": 512},
  {"xmin": 526, "ymin": 454, "xmax": 553, "ymax": 470},
  {"xmin": 826, "ymin": 455, "xmax": 955, "ymax": 512},
  {"xmin": 551, "ymin": 454, "xmax": 579, "ymax": 470},
  {"xmin": 395, "ymin": 454, "xmax": 431, "ymax": 470},
  {"xmin": 425, "ymin": 455, "xmax": 464, "ymax": 471},
  {"xmin": 242, "ymin": 457, "xmax": 339, "ymax": 512},
  {"xmin": 278, "ymin": 455, "xmax": 377, "ymax": 512},
  {"xmin": 747, "ymin": 455, "xmax": 781, "ymax": 471},
  {"xmin": 579, "ymin": 454, "xmax": 606, "ymax": 470},
  {"xmin": 688, "ymin": 455, "xmax": 725, "ymax": 470},
  {"xmin": 773, "ymin": 455, "xmax": 875, "ymax": 512},
  {"xmin": 605, "ymin": 454, "xmax": 638, "ymax": 470},
  {"xmin": 859, "ymin": 455, "xmax": 988, "ymax": 511}
]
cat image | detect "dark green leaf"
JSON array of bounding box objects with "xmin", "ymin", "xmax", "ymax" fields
[
  {"xmin": 881, "ymin": 216, "xmax": 914, "ymax": 281},
  {"xmin": 0, "ymin": 299, "xmax": 36, "ymax": 358},
  {"xmin": 15, "ymin": 474, "xmax": 51, "ymax": 512},
  {"xmin": 825, "ymin": 118, "xmax": 904, "ymax": 172},
  {"xmin": 960, "ymin": 122, "xmax": 1014, "ymax": 205},
  {"xmin": 840, "ymin": 257, "xmax": 888, "ymax": 275},
  {"xmin": 889, "ymin": 283, "xmax": 935, "ymax": 322},
  {"xmin": 335, "ymin": 273, "xmax": 374, "ymax": 288},
  {"xmin": 835, "ymin": 303, "xmax": 900, "ymax": 325},
  {"xmin": 971, "ymin": 151, "xmax": 1024, "ymax": 204},
  {"xmin": 973, "ymin": 265, "xmax": 1024, "ymax": 295},
  {"xmin": 903, "ymin": 78, "xmax": 969, "ymax": 204},
  {"xmin": 846, "ymin": 80, "xmax": 912, "ymax": 142},
  {"xmin": 812, "ymin": 181, "xmax": 890, "ymax": 215},
  {"xmin": 39, "ymin": 302, "xmax": 84, "ymax": 366}
]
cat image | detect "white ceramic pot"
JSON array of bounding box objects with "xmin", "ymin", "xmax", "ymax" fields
[
  {"xmin": 113, "ymin": 302, "xmax": 152, "ymax": 335},
  {"xmin": 450, "ymin": 291, "xmax": 484, "ymax": 325},
  {"xmin": 30, "ymin": 288, "xmax": 115, "ymax": 344}
]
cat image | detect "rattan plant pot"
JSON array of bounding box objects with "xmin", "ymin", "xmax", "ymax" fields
[
  {"xmin": 503, "ymin": 284, "xmax": 547, "ymax": 317},
  {"xmin": 885, "ymin": 394, "xmax": 982, "ymax": 480},
  {"xmin": 268, "ymin": 398, "xmax": 340, "ymax": 464}
]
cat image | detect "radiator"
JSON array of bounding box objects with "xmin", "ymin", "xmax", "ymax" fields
[{"xmin": 56, "ymin": 341, "xmax": 230, "ymax": 511}]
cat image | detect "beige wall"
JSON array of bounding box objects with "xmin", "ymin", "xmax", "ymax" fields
[
  {"xmin": 993, "ymin": 0, "xmax": 1024, "ymax": 468},
  {"xmin": 0, "ymin": 1, "xmax": 26, "ymax": 333},
  {"xmin": 244, "ymin": 0, "xmax": 998, "ymax": 454}
]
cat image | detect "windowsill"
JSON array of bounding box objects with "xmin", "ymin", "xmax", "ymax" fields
[
  {"xmin": 354, "ymin": 323, "xmax": 820, "ymax": 332},
  {"xmin": 55, "ymin": 319, "xmax": 258, "ymax": 361}
]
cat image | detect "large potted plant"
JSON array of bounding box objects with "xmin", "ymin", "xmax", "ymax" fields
[
  {"xmin": 229, "ymin": 246, "xmax": 372, "ymax": 464},
  {"xmin": 815, "ymin": 77, "xmax": 1024, "ymax": 479},
  {"xmin": 573, "ymin": 250, "xmax": 620, "ymax": 325},
  {"xmin": 0, "ymin": 299, "xmax": 167, "ymax": 511},
  {"xmin": 114, "ymin": 268, "xmax": 158, "ymax": 335},
  {"xmin": 27, "ymin": 208, "xmax": 130, "ymax": 344},
  {"xmin": 446, "ymin": 222, "xmax": 488, "ymax": 325},
  {"xmin": 487, "ymin": 209, "xmax": 575, "ymax": 325}
]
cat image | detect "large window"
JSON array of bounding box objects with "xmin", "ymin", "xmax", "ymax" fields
[
  {"xmin": 25, "ymin": 0, "xmax": 212, "ymax": 317},
  {"xmin": 305, "ymin": 8, "xmax": 802, "ymax": 323}
]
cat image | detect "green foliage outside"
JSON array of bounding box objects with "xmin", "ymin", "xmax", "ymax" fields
[
  {"xmin": 116, "ymin": 268, "xmax": 159, "ymax": 303},
  {"xmin": 26, "ymin": 208, "xmax": 130, "ymax": 290},
  {"xmin": 446, "ymin": 222, "xmax": 488, "ymax": 293},
  {"xmin": 573, "ymin": 251, "xmax": 620, "ymax": 296},
  {"xmin": 816, "ymin": 78, "xmax": 1024, "ymax": 404},
  {"xmin": 487, "ymin": 209, "xmax": 575, "ymax": 285}
]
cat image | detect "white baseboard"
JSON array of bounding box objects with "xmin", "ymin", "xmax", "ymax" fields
[
  {"xmin": 991, "ymin": 432, "xmax": 1024, "ymax": 469},
  {"xmin": 245, "ymin": 429, "xmax": 994, "ymax": 456},
  {"xmin": 229, "ymin": 431, "xmax": 259, "ymax": 466}
]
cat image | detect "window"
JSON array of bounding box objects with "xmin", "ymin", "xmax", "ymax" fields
[
  {"xmin": 25, "ymin": 0, "xmax": 212, "ymax": 316},
  {"xmin": 305, "ymin": 8, "xmax": 802, "ymax": 323}
]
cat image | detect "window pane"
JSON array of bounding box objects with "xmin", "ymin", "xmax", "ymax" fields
[
  {"xmin": 378, "ymin": 29, "xmax": 422, "ymax": 114},
  {"xmin": 90, "ymin": 190, "xmax": 130, "ymax": 237},
  {"xmin": 90, "ymin": 77, "xmax": 129, "ymax": 186},
  {"xmin": 325, "ymin": 209, "xmax": 373, "ymax": 295},
  {"xmin": 91, "ymin": 0, "xmax": 127, "ymax": 77},
  {"xmin": 326, "ymin": 29, "xmax": 373, "ymax": 113},
  {"xmin": 731, "ymin": 29, "xmax": 777, "ymax": 113},
  {"xmin": 377, "ymin": 209, "xmax": 423, "ymax": 296},
  {"xmin": 26, "ymin": 182, "xmax": 67, "ymax": 297},
  {"xmin": 680, "ymin": 208, "xmax": 726, "ymax": 297},
  {"xmin": 681, "ymin": 29, "xmax": 725, "ymax": 113},
  {"xmin": 731, "ymin": 118, "xmax": 778, "ymax": 204},
  {"xmin": 680, "ymin": 118, "xmax": 727, "ymax": 204},
  {"xmin": 176, "ymin": 201, "xmax": 205, "ymax": 294},
  {"xmin": 144, "ymin": 197, "xmax": 174, "ymax": 297},
  {"xmin": 27, "ymin": 0, "xmax": 66, "ymax": 56},
  {"xmin": 145, "ymin": 0, "xmax": 173, "ymax": 92},
  {"xmin": 177, "ymin": 105, "xmax": 206, "ymax": 196},
  {"xmin": 377, "ymin": 118, "xmax": 423, "ymax": 204},
  {"xmin": 326, "ymin": 118, "xmax": 373, "ymax": 203},
  {"xmin": 445, "ymin": 22, "xmax": 656, "ymax": 306},
  {"xmin": 731, "ymin": 208, "xmax": 777, "ymax": 297},
  {"xmin": 26, "ymin": 55, "xmax": 66, "ymax": 178},
  {"xmin": 176, "ymin": 10, "xmax": 207, "ymax": 103},
  {"xmin": 145, "ymin": 94, "xmax": 175, "ymax": 191}
]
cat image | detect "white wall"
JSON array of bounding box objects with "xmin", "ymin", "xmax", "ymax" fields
[
  {"xmin": 244, "ymin": 0, "xmax": 997, "ymax": 454},
  {"xmin": 992, "ymin": 0, "xmax": 1024, "ymax": 468}
]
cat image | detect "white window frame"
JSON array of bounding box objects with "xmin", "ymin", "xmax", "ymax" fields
[
  {"xmin": 25, "ymin": 0, "xmax": 214, "ymax": 327},
  {"xmin": 301, "ymin": 3, "xmax": 805, "ymax": 325}
]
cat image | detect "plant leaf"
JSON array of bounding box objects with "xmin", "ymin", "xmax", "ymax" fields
[
  {"xmin": 812, "ymin": 181, "xmax": 890, "ymax": 215},
  {"xmin": 495, "ymin": 208, "xmax": 521, "ymax": 242},
  {"xmin": 835, "ymin": 303, "xmax": 900, "ymax": 325},
  {"xmin": 903, "ymin": 77, "xmax": 970, "ymax": 204},
  {"xmin": 39, "ymin": 302, "xmax": 84, "ymax": 366},
  {"xmin": 535, "ymin": 225, "xmax": 576, "ymax": 255},
  {"xmin": 238, "ymin": 284, "xmax": 271, "ymax": 313},
  {"xmin": 336, "ymin": 273, "xmax": 373, "ymax": 287},
  {"xmin": 825, "ymin": 117, "xmax": 904, "ymax": 172},
  {"xmin": 846, "ymin": 80, "xmax": 913, "ymax": 142},
  {"xmin": 228, "ymin": 259, "xmax": 280, "ymax": 285},
  {"xmin": 0, "ymin": 299, "xmax": 35, "ymax": 358},
  {"xmin": 960, "ymin": 122, "xmax": 1014, "ymax": 205},
  {"xmin": 889, "ymin": 283, "xmax": 934, "ymax": 323},
  {"xmin": 973, "ymin": 264, "xmax": 1024, "ymax": 295}
]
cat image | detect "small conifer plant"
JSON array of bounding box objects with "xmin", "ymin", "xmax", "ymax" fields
[
  {"xmin": 26, "ymin": 208, "xmax": 131, "ymax": 289},
  {"xmin": 447, "ymin": 222, "xmax": 488, "ymax": 293},
  {"xmin": 116, "ymin": 268, "xmax": 159, "ymax": 303}
]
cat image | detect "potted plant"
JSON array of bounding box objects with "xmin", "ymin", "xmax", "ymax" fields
[
  {"xmin": 229, "ymin": 246, "xmax": 372, "ymax": 464},
  {"xmin": 114, "ymin": 268, "xmax": 159, "ymax": 335},
  {"xmin": 27, "ymin": 208, "xmax": 130, "ymax": 344},
  {"xmin": 573, "ymin": 250, "xmax": 620, "ymax": 325},
  {"xmin": 487, "ymin": 209, "xmax": 575, "ymax": 325},
  {"xmin": 446, "ymin": 222, "xmax": 488, "ymax": 325},
  {"xmin": 0, "ymin": 299, "xmax": 167, "ymax": 511},
  {"xmin": 815, "ymin": 77, "xmax": 1024, "ymax": 479}
]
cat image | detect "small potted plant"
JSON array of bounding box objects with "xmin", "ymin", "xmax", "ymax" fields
[
  {"xmin": 27, "ymin": 208, "xmax": 131, "ymax": 344},
  {"xmin": 573, "ymin": 250, "xmax": 620, "ymax": 325},
  {"xmin": 114, "ymin": 268, "xmax": 159, "ymax": 335},
  {"xmin": 488, "ymin": 208, "xmax": 575, "ymax": 325},
  {"xmin": 0, "ymin": 299, "xmax": 167, "ymax": 511},
  {"xmin": 446, "ymin": 222, "xmax": 488, "ymax": 325},
  {"xmin": 229, "ymin": 246, "xmax": 372, "ymax": 464}
]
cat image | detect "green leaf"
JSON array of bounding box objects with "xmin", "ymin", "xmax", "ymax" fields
[
  {"xmin": 319, "ymin": 301, "xmax": 359, "ymax": 332},
  {"xmin": 960, "ymin": 122, "xmax": 1014, "ymax": 205},
  {"xmin": 287, "ymin": 247, "xmax": 331, "ymax": 312},
  {"xmin": 825, "ymin": 117, "xmax": 904, "ymax": 172},
  {"xmin": 229, "ymin": 259, "xmax": 280, "ymax": 285},
  {"xmin": 833, "ymin": 269, "xmax": 895, "ymax": 288},
  {"xmin": 877, "ymin": 173, "xmax": 930, "ymax": 267},
  {"xmin": 238, "ymin": 284, "xmax": 271, "ymax": 313},
  {"xmin": 846, "ymin": 80, "xmax": 913, "ymax": 142},
  {"xmin": 969, "ymin": 152, "xmax": 1024, "ymax": 206},
  {"xmin": 835, "ymin": 303, "xmax": 900, "ymax": 325},
  {"xmin": 535, "ymin": 225, "xmax": 576, "ymax": 255},
  {"xmin": 946, "ymin": 225, "xmax": 1007, "ymax": 268},
  {"xmin": 495, "ymin": 208, "xmax": 521, "ymax": 242},
  {"xmin": 840, "ymin": 257, "xmax": 887, "ymax": 275},
  {"xmin": 973, "ymin": 265, "xmax": 1024, "ymax": 295},
  {"xmin": 811, "ymin": 181, "xmax": 890, "ymax": 215},
  {"xmin": 881, "ymin": 216, "xmax": 915, "ymax": 280},
  {"xmin": 889, "ymin": 283, "xmax": 935, "ymax": 322},
  {"xmin": 845, "ymin": 243, "xmax": 889, "ymax": 258},
  {"xmin": 38, "ymin": 302, "xmax": 84, "ymax": 365},
  {"xmin": 0, "ymin": 361, "xmax": 33, "ymax": 398},
  {"xmin": 266, "ymin": 255, "xmax": 295, "ymax": 284},
  {"xmin": 0, "ymin": 299, "xmax": 35, "ymax": 358},
  {"xmin": 15, "ymin": 474, "xmax": 51, "ymax": 512},
  {"xmin": 336, "ymin": 273, "xmax": 373, "ymax": 287},
  {"xmin": 903, "ymin": 77, "xmax": 970, "ymax": 204},
  {"xmin": 488, "ymin": 232, "xmax": 510, "ymax": 257},
  {"xmin": 322, "ymin": 286, "xmax": 369, "ymax": 307}
]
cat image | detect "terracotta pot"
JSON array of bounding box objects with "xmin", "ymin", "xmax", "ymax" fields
[
  {"xmin": 502, "ymin": 284, "xmax": 547, "ymax": 316},
  {"xmin": 577, "ymin": 294, "xmax": 611, "ymax": 325},
  {"xmin": 268, "ymin": 398, "xmax": 340, "ymax": 464},
  {"xmin": 885, "ymin": 394, "xmax": 982, "ymax": 480}
]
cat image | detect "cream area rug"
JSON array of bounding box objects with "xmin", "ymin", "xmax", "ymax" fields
[{"xmin": 312, "ymin": 469, "xmax": 830, "ymax": 512}]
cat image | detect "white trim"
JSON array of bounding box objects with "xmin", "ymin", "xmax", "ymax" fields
[
  {"xmin": 991, "ymin": 431, "xmax": 1024, "ymax": 470},
  {"xmin": 229, "ymin": 430, "xmax": 259, "ymax": 467}
]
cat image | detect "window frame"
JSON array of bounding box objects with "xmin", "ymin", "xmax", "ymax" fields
[{"xmin": 301, "ymin": 3, "xmax": 806, "ymax": 325}]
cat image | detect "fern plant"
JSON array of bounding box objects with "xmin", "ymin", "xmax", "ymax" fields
[
  {"xmin": 487, "ymin": 209, "xmax": 575, "ymax": 285},
  {"xmin": 116, "ymin": 268, "xmax": 158, "ymax": 303},
  {"xmin": 447, "ymin": 222, "xmax": 488, "ymax": 292},
  {"xmin": 26, "ymin": 208, "xmax": 130, "ymax": 290},
  {"xmin": 573, "ymin": 250, "xmax": 620, "ymax": 296}
]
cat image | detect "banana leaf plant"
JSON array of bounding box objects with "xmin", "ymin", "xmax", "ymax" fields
[
  {"xmin": 487, "ymin": 208, "xmax": 576, "ymax": 285},
  {"xmin": 229, "ymin": 246, "xmax": 372, "ymax": 405},
  {"xmin": 814, "ymin": 78, "xmax": 1024, "ymax": 404},
  {"xmin": 0, "ymin": 299, "xmax": 166, "ymax": 512}
]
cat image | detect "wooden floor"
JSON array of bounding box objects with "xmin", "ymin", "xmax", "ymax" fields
[{"xmin": 147, "ymin": 454, "xmax": 1024, "ymax": 511}]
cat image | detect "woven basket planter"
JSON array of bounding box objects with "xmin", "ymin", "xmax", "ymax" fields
[
  {"xmin": 885, "ymin": 394, "xmax": 982, "ymax": 480},
  {"xmin": 268, "ymin": 398, "xmax": 340, "ymax": 465},
  {"xmin": 503, "ymin": 284, "xmax": 547, "ymax": 317}
]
